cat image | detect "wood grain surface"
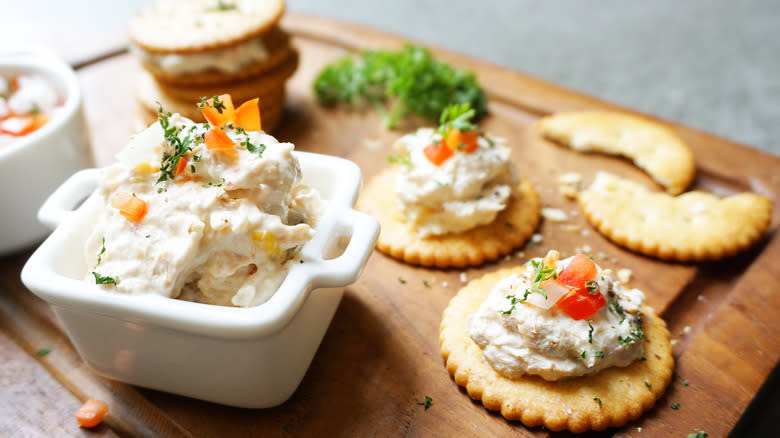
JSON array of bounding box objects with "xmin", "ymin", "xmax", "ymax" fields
[{"xmin": 0, "ymin": 13, "xmax": 778, "ymax": 437}]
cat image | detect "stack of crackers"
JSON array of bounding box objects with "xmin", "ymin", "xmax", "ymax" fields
[{"xmin": 130, "ymin": 0, "xmax": 297, "ymax": 132}]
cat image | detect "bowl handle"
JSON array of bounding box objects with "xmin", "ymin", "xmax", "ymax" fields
[
  {"xmin": 38, "ymin": 168, "xmax": 99, "ymax": 230},
  {"xmin": 305, "ymin": 208, "xmax": 379, "ymax": 289}
]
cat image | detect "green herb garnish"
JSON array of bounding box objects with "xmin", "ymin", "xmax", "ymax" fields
[
  {"xmin": 96, "ymin": 237, "xmax": 106, "ymax": 266},
  {"xmin": 593, "ymin": 397, "xmax": 602, "ymax": 408},
  {"xmin": 387, "ymin": 153, "xmax": 412, "ymax": 167},
  {"xmin": 671, "ymin": 402, "xmax": 680, "ymax": 410},
  {"xmin": 313, "ymin": 45, "xmax": 487, "ymax": 129},
  {"xmin": 207, "ymin": 0, "xmax": 237, "ymax": 12},
  {"xmin": 203, "ymin": 178, "xmax": 226, "ymax": 188},
  {"xmin": 423, "ymin": 280, "xmax": 431, "ymax": 288},
  {"xmin": 608, "ymin": 300, "xmax": 626, "ymax": 323},
  {"xmin": 686, "ymin": 432, "xmax": 708, "ymax": 438},
  {"xmin": 244, "ymin": 140, "xmax": 266, "ymax": 157},
  {"xmin": 501, "ymin": 259, "xmax": 556, "ymax": 314},
  {"xmin": 594, "ymin": 351, "xmax": 604, "ymax": 358},
  {"xmin": 417, "ymin": 395, "xmax": 433, "ymax": 410},
  {"xmin": 156, "ymin": 104, "xmax": 196, "ymax": 183},
  {"xmin": 644, "ymin": 380, "xmax": 652, "ymax": 389},
  {"xmin": 435, "ymin": 103, "xmax": 476, "ymax": 139},
  {"xmin": 580, "ymin": 351, "xmax": 587, "ymax": 360},
  {"xmin": 91, "ymin": 272, "xmax": 118, "ymax": 285},
  {"xmin": 683, "ymin": 380, "xmax": 689, "ymax": 387},
  {"xmin": 618, "ymin": 324, "xmax": 645, "ymax": 349},
  {"xmin": 36, "ymin": 348, "xmax": 51, "ymax": 357},
  {"xmin": 587, "ymin": 318, "xmax": 594, "ymax": 344},
  {"xmin": 398, "ymin": 276, "xmax": 406, "ymax": 284}
]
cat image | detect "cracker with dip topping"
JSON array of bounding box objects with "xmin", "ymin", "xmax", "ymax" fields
[
  {"xmin": 358, "ymin": 168, "xmax": 540, "ymax": 268},
  {"xmin": 536, "ymin": 111, "xmax": 696, "ymax": 195},
  {"xmin": 579, "ymin": 172, "xmax": 772, "ymax": 261},
  {"xmin": 439, "ymin": 267, "xmax": 674, "ymax": 433}
]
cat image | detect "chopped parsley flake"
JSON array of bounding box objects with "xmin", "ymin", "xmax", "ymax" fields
[
  {"xmin": 36, "ymin": 348, "xmax": 51, "ymax": 357},
  {"xmin": 156, "ymin": 104, "xmax": 196, "ymax": 183},
  {"xmin": 423, "ymin": 280, "xmax": 431, "ymax": 288},
  {"xmin": 593, "ymin": 397, "xmax": 602, "ymax": 408},
  {"xmin": 683, "ymin": 380, "xmax": 689, "ymax": 387},
  {"xmin": 91, "ymin": 272, "xmax": 118, "ymax": 285},
  {"xmin": 244, "ymin": 139, "xmax": 266, "ymax": 157},
  {"xmin": 387, "ymin": 153, "xmax": 413, "ymax": 167},
  {"xmin": 580, "ymin": 350, "xmax": 587, "ymax": 360},
  {"xmin": 587, "ymin": 318, "xmax": 594, "ymax": 344},
  {"xmin": 435, "ymin": 180, "xmax": 449, "ymax": 187},
  {"xmin": 671, "ymin": 402, "xmax": 680, "ymax": 410},
  {"xmin": 644, "ymin": 381, "xmax": 652, "ymax": 389},
  {"xmin": 501, "ymin": 259, "xmax": 556, "ymax": 314},
  {"xmin": 618, "ymin": 324, "xmax": 645, "ymax": 349},
  {"xmin": 686, "ymin": 432, "xmax": 708, "ymax": 438},
  {"xmin": 203, "ymin": 178, "xmax": 226, "ymax": 188},
  {"xmin": 608, "ymin": 300, "xmax": 626, "ymax": 323},
  {"xmin": 417, "ymin": 395, "xmax": 433, "ymax": 410},
  {"xmin": 594, "ymin": 351, "xmax": 604, "ymax": 358},
  {"xmin": 96, "ymin": 237, "xmax": 106, "ymax": 266},
  {"xmin": 208, "ymin": 0, "xmax": 237, "ymax": 12},
  {"xmin": 398, "ymin": 276, "xmax": 406, "ymax": 284}
]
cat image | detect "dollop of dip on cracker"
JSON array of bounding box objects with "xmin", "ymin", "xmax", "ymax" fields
[
  {"xmin": 468, "ymin": 251, "xmax": 645, "ymax": 381},
  {"xmin": 392, "ymin": 105, "xmax": 518, "ymax": 237}
]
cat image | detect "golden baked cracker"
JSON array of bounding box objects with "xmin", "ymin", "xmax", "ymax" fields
[
  {"xmin": 149, "ymin": 49, "xmax": 299, "ymax": 104},
  {"xmin": 579, "ymin": 172, "xmax": 772, "ymax": 261},
  {"xmin": 129, "ymin": 0, "xmax": 285, "ymax": 53},
  {"xmin": 135, "ymin": 68, "xmax": 286, "ymax": 121},
  {"xmin": 144, "ymin": 28, "xmax": 294, "ymax": 86},
  {"xmin": 536, "ymin": 111, "xmax": 695, "ymax": 195},
  {"xmin": 439, "ymin": 268, "xmax": 674, "ymax": 433},
  {"xmin": 358, "ymin": 168, "xmax": 540, "ymax": 268}
]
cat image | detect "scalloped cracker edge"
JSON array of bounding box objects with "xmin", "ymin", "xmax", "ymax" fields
[
  {"xmin": 358, "ymin": 168, "xmax": 540, "ymax": 268},
  {"xmin": 536, "ymin": 111, "xmax": 695, "ymax": 195},
  {"xmin": 579, "ymin": 171, "xmax": 772, "ymax": 261},
  {"xmin": 439, "ymin": 267, "xmax": 674, "ymax": 433}
]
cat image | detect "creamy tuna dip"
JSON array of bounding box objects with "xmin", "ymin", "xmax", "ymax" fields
[
  {"xmin": 468, "ymin": 252, "xmax": 645, "ymax": 381},
  {"xmin": 0, "ymin": 74, "xmax": 63, "ymax": 146},
  {"xmin": 84, "ymin": 111, "xmax": 320, "ymax": 307},
  {"xmin": 130, "ymin": 36, "xmax": 269, "ymax": 75},
  {"xmin": 393, "ymin": 128, "xmax": 518, "ymax": 237}
]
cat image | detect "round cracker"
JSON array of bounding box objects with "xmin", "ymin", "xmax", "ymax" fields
[
  {"xmin": 142, "ymin": 28, "xmax": 294, "ymax": 86},
  {"xmin": 129, "ymin": 0, "xmax": 285, "ymax": 53},
  {"xmin": 536, "ymin": 111, "xmax": 696, "ymax": 195},
  {"xmin": 358, "ymin": 168, "xmax": 540, "ymax": 268},
  {"xmin": 440, "ymin": 267, "xmax": 674, "ymax": 433},
  {"xmin": 579, "ymin": 172, "xmax": 773, "ymax": 262},
  {"xmin": 148, "ymin": 49, "xmax": 299, "ymax": 103}
]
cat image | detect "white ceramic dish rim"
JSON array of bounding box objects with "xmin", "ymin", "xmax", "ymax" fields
[
  {"xmin": 21, "ymin": 151, "xmax": 379, "ymax": 340},
  {"xmin": 0, "ymin": 48, "xmax": 81, "ymax": 161}
]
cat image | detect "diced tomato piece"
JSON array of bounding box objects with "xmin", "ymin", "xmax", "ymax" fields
[
  {"xmin": 199, "ymin": 94, "xmax": 235, "ymax": 128},
  {"xmin": 557, "ymin": 253, "xmax": 598, "ymax": 291},
  {"xmin": 111, "ymin": 192, "xmax": 148, "ymax": 223},
  {"xmin": 423, "ymin": 140, "xmax": 454, "ymax": 165},
  {"xmin": 75, "ymin": 399, "xmax": 109, "ymax": 428},
  {"xmin": 204, "ymin": 127, "xmax": 237, "ymax": 158},
  {"xmin": 174, "ymin": 156, "xmax": 188, "ymax": 179},
  {"xmin": 234, "ymin": 98, "xmax": 262, "ymax": 131},
  {"xmin": 555, "ymin": 288, "xmax": 607, "ymax": 320}
]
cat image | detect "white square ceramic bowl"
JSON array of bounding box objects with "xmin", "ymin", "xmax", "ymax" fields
[
  {"xmin": 0, "ymin": 49, "xmax": 93, "ymax": 254},
  {"xmin": 21, "ymin": 151, "xmax": 379, "ymax": 408}
]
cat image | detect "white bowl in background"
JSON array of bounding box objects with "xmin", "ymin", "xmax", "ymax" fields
[
  {"xmin": 0, "ymin": 49, "xmax": 92, "ymax": 254},
  {"xmin": 21, "ymin": 152, "xmax": 379, "ymax": 408}
]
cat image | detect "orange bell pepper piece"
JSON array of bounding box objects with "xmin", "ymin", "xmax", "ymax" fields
[
  {"xmin": 234, "ymin": 98, "xmax": 262, "ymax": 132},
  {"xmin": 204, "ymin": 127, "xmax": 237, "ymax": 158},
  {"xmin": 75, "ymin": 399, "xmax": 109, "ymax": 428},
  {"xmin": 199, "ymin": 94, "xmax": 235, "ymax": 128},
  {"xmin": 111, "ymin": 192, "xmax": 147, "ymax": 223},
  {"xmin": 174, "ymin": 155, "xmax": 189, "ymax": 179},
  {"xmin": 445, "ymin": 129, "xmax": 479, "ymax": 153}
]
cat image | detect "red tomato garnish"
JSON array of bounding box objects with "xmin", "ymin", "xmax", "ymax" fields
[
  {"xmin": 234, "ymin": 98, "xmax": 262, "ymax": 132},
  {"xmin": 424, "ymin": 140, "xmax": 454, "ymax": 165},
  {"xmin": 556, "ymin": 288, "xmax": 606, "ymax": 320},
  {"xmin": 199, "ymin": 94, "xmax": 235, "ymax": 128},
  {"xmin": 557, "ymin": 253, "xmax": 598, "ymax": 291}
]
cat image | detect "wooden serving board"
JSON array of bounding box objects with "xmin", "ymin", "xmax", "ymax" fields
[{"xmin": 1, "ymin": 13, "xmax": 778, "ymax": 437}]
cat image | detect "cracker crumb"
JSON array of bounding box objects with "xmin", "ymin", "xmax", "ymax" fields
[
  {"xmin": 558, "ymin": 172, "xmax": 583, "ymax": 185},
  {"xmin": 697, "ymin": 295, "xmax": 705, "ymax": 302},
  {"xmin": 504, "ymin": 255, "xmax": 512, "ymax": 261},
  {"xmin": 516, "ymin": 251, "xmax": 525, "ymax": 258},
  {"xmin": 683, "ymin": 326, "xmax": 691, "ymax": 334},
  {"xmin": 541, "ymin": 207, "xmax": 568, "ymax": 222},
  {"xmin": 617, "ymin": 268, "xmax": 633, "ymax": 284},
  {"xmin": 671, "ymin": 339, "xmax": 678, "ymax": 346},
  {"xmin": 575, "ymin": 244, "xmax": 592, "ymax": 255},
  {"xmin": 596, "ymin": 251, "xmax": 609, "ymax": 260},
  {"xmin": 459, "ymin": 272, "xmax": 468, "ymax": 283},
  {"xmin": 557, "ymin": 173, "xmax": 582, "ymax": 199},
  {"xmin": 637, "ymin": 427, "xmax": 642, "ymax": 432},
  {"xmin": 563, "ymin": 224, "xmax": 581, "ymax": 232},
  {"xmin": 531, "ymin": 233, "xmax": 543, "ymax": 244},
  {"xmin": 442, "ymin": 281, "xmax": 448, "ymax": 287},
  {"xmin": 611, "ymin": 257, "xmax": 618, "ymax": 264},
  {"xmin": 581, "ymin": 229, "xmax": 590, "ymax": 237},
  {"xmin": 558, "ymin": 184, "xmax": 579, "ymax": 199},
  {"xmin": 362, "ymin": 138, "xmax": 382, "ymax": 150},
  {"xmin": 569, "ymin": 210, "xmax": 578, "ymax": 217}
]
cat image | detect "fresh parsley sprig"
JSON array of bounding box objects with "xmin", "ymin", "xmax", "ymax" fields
[
  {"xmin": 435, "ymin": 103, "xmax": 477, "ymax": 139},
  {"xmin": 501, "ymin": 260, "xmax": 557, "ymax": 315},
  {"xmin": 156, "ymin": 105, "xmax": 196, "ymax": 183},
  {"xmin": 387, "ymin": 153, "xmax": 412, "ymax": 167},
  {"xmin": 313, "ymin": 45, "xmax": 487, "ymax": 129},
  {"xmin": 91, "ymin": 272, "xmax": 118, "ymax": 285}
]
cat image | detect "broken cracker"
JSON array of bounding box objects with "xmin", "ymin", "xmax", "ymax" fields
[
  {"xmin": 579, "ymin": 172, "xmax": 772, "ymax": 261},
  {"xmin": 537, "ymin": 111, "xmax": 695, "ymax": 195},
  {"xmin": 440, "ymin": 267, "xmax": 674, "ymax": 433},
  {"xmin": 358, "ymin": 168, "xmax": 540, "ymax": 268}
]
